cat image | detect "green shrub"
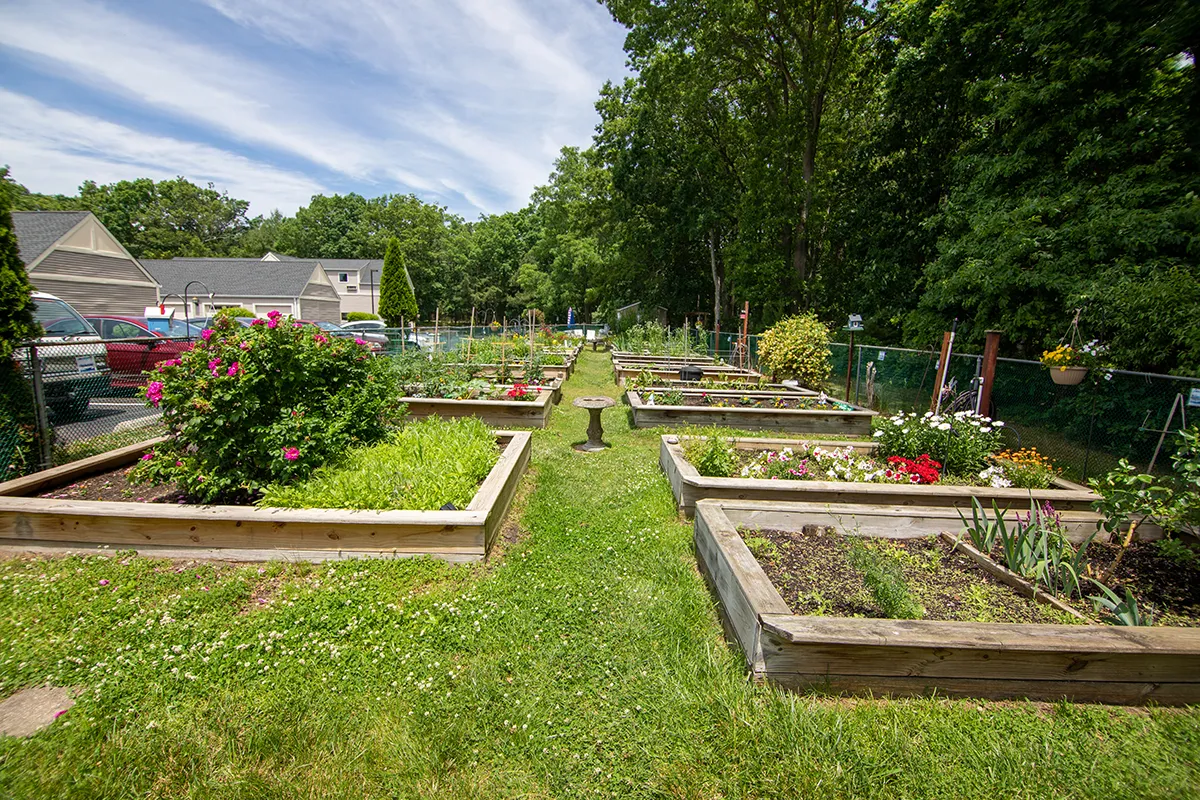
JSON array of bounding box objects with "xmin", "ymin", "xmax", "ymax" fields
[
  {"xmin": 130, "ymin": 312, "xmax": 402, "ymax": 503},
  {"xmin": 683, "ymin": 428, "xmax": 737, "ymax": 477},
  {"xmin": 259, "ymin": 416, "xmax": 498, "ymax": 511},
  {"xmin": 846, "ymin": 538, "xmax": 925, "ymax": 619},
  {"xmin": 213, "ymin": 306, "xmax": 256, "ymax": 320},
  {"xmin": 346, "ymin": 311, "xmax": 381, "ymax": 322},
  {"xmin": 757, "ymin": 314, "xmax": 831, "ymax": 389}
]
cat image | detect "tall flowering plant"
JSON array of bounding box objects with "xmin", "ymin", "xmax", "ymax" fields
[
  {"xmin": 872, "ymin": 410, "xmax": 1004, "ymax": 478},
  {"xmin": 131, "ymin": 312, "xmax": 402, "ymax": 503}
]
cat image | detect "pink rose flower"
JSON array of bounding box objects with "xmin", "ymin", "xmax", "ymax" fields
[
  {"xmin": 146, "ymin": 381, "xmax": 164, "ymax": 406},
  {"xmin": 141, "ymin": 453, "xmax": 153, "ymax": 462},
  {"xmin": 251, "ymin": 319, "xmax": 265, "ymax": 326},
  {"xmin": 267, "ymin": 318, "xmax": 278, "ymax": 329},
  {"xmin": 313, "ymin": 334, "xmax": 328, "ymax": 345},
  {"xmin": 208, "ymin": 358, "xmax": 221, "ymax": 370},
  {"xmin": 283, "ymin": 446, "xmax": 300, "ymax": 461},
  {"xmin": 226, "ymin": 362, "xmax": 240, "ymax": 376},
  {"xmin": 267, "ymin": 310, "xmax": 282, "ymax": 320},
  {"xmin": 239, "ymin": 341, "xmax": 251, "ymax": 351},
  {"xmin": 200, "ymin": 329, "xmax": 213, "ymax": 341},
  {"xmin": 354, "ymin": 338, "xmax": 367, "ymax": 346}
]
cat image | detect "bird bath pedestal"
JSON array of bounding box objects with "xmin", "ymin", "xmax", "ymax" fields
[{"xmin": 572, "ymin": 396, "xmax": 616, "ymax": 452}]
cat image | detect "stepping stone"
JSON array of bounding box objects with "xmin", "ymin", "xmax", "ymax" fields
[{"xmin": 0, "ymin": 686, "xmax": 74, "ymax": 738}]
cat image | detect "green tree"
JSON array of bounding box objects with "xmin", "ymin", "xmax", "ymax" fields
[
  {"xmin": 378, "ymin": 238, "xmax": 418, "ymax": 326},
  {"xmin": 0, "ymin": 192, "xmax": 39, "ymax": 356}
]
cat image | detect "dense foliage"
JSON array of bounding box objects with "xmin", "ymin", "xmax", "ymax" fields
[
  {"xmin": 378, "ymin": 238, "xmax": 419, "ymax": 326},
  {"xmin": 0, "ymin": 193, "xmax": 38, "ymax": 356},
  {"xmin": 756, "ymin": 314, "xmax": 833, "ymax": 388},
  {"xmin": 4, "ymin": 0, "xmax": 1196, "ymax": 373},
  {"xmin": 258, "ymin": 416, "xmax": 498, "ymax": 511},
  {"xmin": 131, "ymin": 313, "xmax": 401, "ymax": 502}
]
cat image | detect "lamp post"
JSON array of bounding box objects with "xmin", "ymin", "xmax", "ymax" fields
[
  {"xmin": 369, "ymin": 268, "xmax": 377, "ymax": 316},
  {"xmin": 183, "ymin": 280, "xmax": 214, "ymax": 339}
]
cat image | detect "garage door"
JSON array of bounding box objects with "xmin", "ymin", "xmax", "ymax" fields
[
  {"xmin": 252, "ymin": 304, "xmax": 294, "ymax": 318},
  {"xmin": 298, "ymin": 299, "xmax": 341, "ymax": 324}
]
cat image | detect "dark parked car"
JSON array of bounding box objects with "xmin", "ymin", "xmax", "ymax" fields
[{"xmin": 83, "ymin": 315, "xmax": 195, "ymax": 389}]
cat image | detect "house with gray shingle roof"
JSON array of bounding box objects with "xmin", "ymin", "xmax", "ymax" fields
[
  {"xmin": 141, "ymin": 258, "xmax": 342, "ymax": 323},
  {"xmin": 262, "ymin": 252, "xmax": 409, "ymax": 318},
  {"xmin": 12, "ymin": 211, "xmax": 160, "ymax": 316}
]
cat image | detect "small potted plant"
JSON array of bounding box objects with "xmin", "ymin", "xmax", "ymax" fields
[{"xmin": 1040, "ymin": 339, "xmax": 1108, "ymax": 385}]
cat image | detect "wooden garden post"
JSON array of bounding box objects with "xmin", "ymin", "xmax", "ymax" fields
[
  {"xmin": 930, "ymin": 331, "xmax": 953, "ymax": 413},
  {"xmin": 977, "ymin": 330, "xmax": 1002, "ymax": 417}
]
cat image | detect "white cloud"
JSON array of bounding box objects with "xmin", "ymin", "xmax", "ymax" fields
[
  {"xmin": 0, "ymin": 0, "xmax": 630, "ymax": 215},
  {"xmin": 0, "ymin": 90, "xmax": 326, "ymax": 214}
]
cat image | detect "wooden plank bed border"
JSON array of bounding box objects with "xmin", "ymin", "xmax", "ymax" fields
[
  {"xmin": 631, "ymin": 391, "xmax": 876, "ymax": 437},
  {"xmin": 403, "ymin": 389, "xmax": 555, "ymax": 428},
  {"xmin": 0, "ymin": 431, "xmax": 532, "ymax": 563},
  {"xmin": 662, "ymin": 435, "xmax": 1101, "ymax": 525},
  {"xmin": 693, "ymin": 499, "xmax": 1200, "ymax": 704}
]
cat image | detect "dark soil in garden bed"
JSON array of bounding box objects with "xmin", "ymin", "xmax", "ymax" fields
[
  {"xmin": 741, "ymin": 526, "xmax": 1081, "ymax": 624},
  {"xmin": 37, "ymin": 464, "xmax": 186, "ymax": 504},
  {"xmin": 1062, "ymin": 539, "xmax": 1200, "ymax": 627}
]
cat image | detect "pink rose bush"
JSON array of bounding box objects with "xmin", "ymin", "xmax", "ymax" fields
[{"xmin": 132, "ymin": 311, "xmax": 402, "ymax": 503}]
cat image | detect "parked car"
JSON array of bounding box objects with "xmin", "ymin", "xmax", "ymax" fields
[
  {"xmin": 24, "ymin": 292, "xmax": 111, "ymax": 418},
  {"xmin": 339, "ymin": 319, "xmax": 386, "ymax": 333},
  {"xmin": 82, "ymin": 315, "xmax": 195, "ymax": 389},
  {"xmin": 297, "ymin": 321, "xmax": 385, "ymax": 353},
  {"xmin": 340, "ymin": 319, "xmax": 422, "ymax": 350}
]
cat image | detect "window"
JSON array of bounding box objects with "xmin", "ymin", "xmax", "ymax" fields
[
  {"xmin": 338, "ymin": 273, "xmax": 349, "ymax": 283},
  {"xmin": 106, "ymin": 321, "xmax": 145, "ymax": 339},
  {"xmin": 346, "ymin": 286, "xmax": 358, "ymax": 293}
]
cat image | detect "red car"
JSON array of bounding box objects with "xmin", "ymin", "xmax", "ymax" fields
[{"xmin": 83, "ymin": 315, "xmax": 197, "ymax": 389}]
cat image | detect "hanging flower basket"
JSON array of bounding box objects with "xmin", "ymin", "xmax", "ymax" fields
[{"xmin": 1049, "ymin": 366, "xmax": 1088, "ymax": 385}]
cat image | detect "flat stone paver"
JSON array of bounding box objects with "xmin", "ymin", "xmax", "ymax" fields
[{"xmin": 0, "ymin": 686, "xmax": 74, "ymax": 737}]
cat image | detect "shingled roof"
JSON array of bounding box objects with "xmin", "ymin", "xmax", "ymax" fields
[
  {"xmin": 141, "ymin": 258, "xmax": 324, "ymax": 297},
  {"xmin": 10, "ymin": 211, "xmax": 91, "ymax": 265}
]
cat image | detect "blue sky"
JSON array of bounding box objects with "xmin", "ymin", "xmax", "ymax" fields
[{"xmin": 0, "ymin": 0, "xmax": 631, "ymax": 218}]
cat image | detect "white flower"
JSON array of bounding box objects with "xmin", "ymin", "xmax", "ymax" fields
[
  {"xmin": 923, "ymin": 411, "xmax": 933, "ymax": 418},
  {"xmin": 873, "ymin": 430, "xmax": 884, "ymax": 438},
  {"xmin": 994, "ymin": 421, "xmax": 1005, "ymax": 427},
  {"xmin": 937, "ymin": 422, "xmax": 951, "ymax": 431},
  {"xmin": 980, "ymin": 427, "xmax": 992, "ymax": 433}
]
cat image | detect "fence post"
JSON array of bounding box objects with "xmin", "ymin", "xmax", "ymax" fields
[
  {"xmin": 930, "ymin": 331, "xmax": 953, "ymax": 413},
  {"xmin": 977, "ymin": 331, "xmax": 1002, "ymax": 416},
  {"xmin": 27, "ymin": 345, "xmax": 53, "ymax": 471}
]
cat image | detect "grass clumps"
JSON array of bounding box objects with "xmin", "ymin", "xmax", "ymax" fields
[
  {"xmin": 258, "ymin": 416, "xmax": 498, "ymax": 511},
  {"xmin": 846, "ymin": 537, "xmax": 926, "ymax": 620}
]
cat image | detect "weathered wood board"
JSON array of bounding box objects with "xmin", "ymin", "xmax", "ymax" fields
[
  {"xmin": 403, "ymin": 389, "xmax": 554, "ymax": 428},
  {"xmin": 631, "ymin": 391, "xmax": 875, "ymax": 436},
  {"xmin": 694, "ymin": 499, "xmax": 1200, "ymax": 704},
  {"xmin": 0, "ymin": 432, "xmax": 532, "ymax": 562},
  {"xmin": 662, "ymin": 436, "xmax": 1101, "ymax": 524}
]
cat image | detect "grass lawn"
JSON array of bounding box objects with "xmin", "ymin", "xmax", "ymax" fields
[{"xmin": 1, "ymin": 350, "xmax": 1198, "ymax": 798}]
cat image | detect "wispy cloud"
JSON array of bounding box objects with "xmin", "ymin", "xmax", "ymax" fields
[
  {"xmin": 0, "ymin": 90, "xmax": 327, "ymax": 213},
  {"xmin": 0, "ymin": 0, "xmax": 629, "ymax": 216}
]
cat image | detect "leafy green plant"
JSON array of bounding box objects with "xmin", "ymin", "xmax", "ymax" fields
[
  {"xmin": 130, "ymin": 312, "xmax": 401, "ymax": 503},
  {"xmin": 682, "ymin": 429, "xmax": 737, "ymax": 478},
  {"xmin": 212, "ymin": 306, "xmax": 256, "ymax": 320},
  {"xmin": 1088, "ymin": 580, "xmax": 1153, "ymax": 626},
  {"xmin": 345, "ymin": 312, "xmax": 381, "ymax": 322},
  {"xmin": 756, "ymin": 313, "xmax": 831, "ymax": 389},
  {"xmin": 612, "ymin": 322, "xmax": 705, "ymax": 356},
  {"xmin": 742, "ymin": 535, "xmax": 780, "ymax": 562},
  {"xmin": 845, "ymin": 538, "xmax": 924, "ymax": 619},
  {"xmin": 259, "ymin": 416, "xmax": 498, "ymax": 511},
  {"xmin": 958, "ymin": 498, "xmax": 1091, "ymax": 598},
  {"xmin": 1154, "ymin": 537, "xmax": 1199, "ymax": 569}
]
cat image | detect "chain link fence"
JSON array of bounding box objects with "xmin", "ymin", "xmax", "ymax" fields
[{"xmin": 1, "ymin": 339, "xmax": 179, "ymax": 480}]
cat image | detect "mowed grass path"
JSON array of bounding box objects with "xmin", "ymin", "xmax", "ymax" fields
[{"xmin": 1, "ymin": 351, "xmax": 1198, "ymax": 798}]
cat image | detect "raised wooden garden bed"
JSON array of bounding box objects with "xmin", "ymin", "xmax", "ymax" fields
[
  {"xmin": 403, "ymin": 385, "xmax": 555, "ymax": 428},
  {"xmin": 611, "ymin": 351, "xmax": 716, "ymax": 365},
  {"xmin": 660, "ymin": 435, "xmax": 1101, "ymax": 524},
  {"xmin": 615, "ymin": 364, "xmax": 760, "ymax": 386},
  {"xmin": 0, "ymin": 432, "xmax": 532, "ymax": 563},
  {"xmin": 448, "ymin": 362, "xmax": 571, "ymax": 382},
  {"xmin": 694, "ymin": 499, "xmax": 1200, "ymax": 704},
  {"xmin": 629, "ymin": 390, "xmax": 874, "ymax": 436}
]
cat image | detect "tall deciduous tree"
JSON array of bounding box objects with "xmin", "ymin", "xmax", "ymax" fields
[{"xmin": 378, "ymin": 238, "xmax": 418, "ymax": 327}]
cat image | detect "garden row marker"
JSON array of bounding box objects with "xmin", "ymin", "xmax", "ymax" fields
[{"xmin": 931, "ymin": 319, "xmax": 958, "ymax": 415}]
